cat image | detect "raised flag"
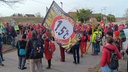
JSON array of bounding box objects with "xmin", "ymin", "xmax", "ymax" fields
[{"xmin": 42, "ymin": 1, "xmax": 76, "ymax": 44}]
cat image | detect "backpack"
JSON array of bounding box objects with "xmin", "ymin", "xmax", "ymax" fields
[
  {"xmin": 106, "ymin": 48, "xmax": 119, "ymax": 70},
  {"xmin": 18, "ymin": 41, "xmax": 25, "ymax": 56},
  {"xmin": 82, "ymin": 32, "xmax": 88, "ymax": 42},
  {"xmin": 29, "ymin": 39, "xmax": 43, "ymax": 58},
  {"xmin": 95, "ymin": 32, "xmax": 102, "ymax": 42},
  {"xmin": 114, "ymin": 39, "xmax": 121, "ymax": 52}
]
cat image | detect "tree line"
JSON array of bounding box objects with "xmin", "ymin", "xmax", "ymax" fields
[{"xmin": 69, "ymin": 9, "xmax": 116, "ymax": 23}]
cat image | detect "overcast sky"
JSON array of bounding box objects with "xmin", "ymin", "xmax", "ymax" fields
[{"xmin": 0, "ymin": 0, "xmax": 128, "ymax": 17}]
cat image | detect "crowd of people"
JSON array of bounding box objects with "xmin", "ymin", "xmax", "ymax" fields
[{"xmin": 0, "ymin": 21, "xmax": 128, "ymax": 72}]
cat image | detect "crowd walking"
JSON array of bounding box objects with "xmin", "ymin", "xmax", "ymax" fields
[{"xmin": 0, "ymin": 21, "xmax": 128, "ymax": 72}]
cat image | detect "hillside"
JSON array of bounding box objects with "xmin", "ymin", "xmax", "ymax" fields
[
  {"xmin": 0, "ymin": 16, "xmax": 128, "ymax": 25},
  {"xmin": 0, "ymin": 17, "xmax": 43, "ymax": 24}
]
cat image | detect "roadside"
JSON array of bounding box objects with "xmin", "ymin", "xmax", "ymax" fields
[
  {"xmin": 2, "ymin": 35, "xmax": 21, "ymax": 54},
  {"xmin": 3, "ymin": 44, "xmax": 16, "ymax": 54}
]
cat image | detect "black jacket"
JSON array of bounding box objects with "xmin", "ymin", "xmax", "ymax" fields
[
  {"xmin": 10, "ymin": 26, "xmax": 17, "ymax": 38},
  {"xmin": 26, "ymin": 38, "xmax": 43, "ymax": 59}
]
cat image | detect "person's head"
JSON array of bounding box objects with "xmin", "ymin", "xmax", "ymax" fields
[
  {"xmin": 98, "ymin": 28, "xmax": 102, "ymax": 31},
  {"xmin": 113, "ymin": 31, "xmax": 120, "ymax": 38},
  {"xmin": 106, "ymin": 37, "xmax": 114, "ymax": 44},
  {"xmin": 22, "ymin": 34, "xmax": 26, "ymax": 39},
  {"xmin": 31, "ymin": 30, "xmax": 37, "ymax": 40},
  {"xmin": 106, "ymin": 32, "xmax": 113, "ymax": 37},
  {"xmin": 42, "ymin": 33, "xmax": 48, "ymax": 40},
  {"xmin": 30, "ymin": 27, "xmax": 34, "ymax": 31}
]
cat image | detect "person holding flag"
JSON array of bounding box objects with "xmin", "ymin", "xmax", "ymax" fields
[
  {"xmin": 42, "ymin": 32, "xmax": 56, "ymax": 69},
  {"xmin": 80, "ymin": 31, "xmax": 88, "ymax": 57}
]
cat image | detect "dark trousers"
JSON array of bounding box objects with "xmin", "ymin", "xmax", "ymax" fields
[
  {"xmin": 11, "ymin": 37, "xmax": 15, "ymax": 47},
  {"xmin": 6, "ymin": 34, "xmax": 12, "ymax": 45},
  {"xmin": 0, "ymin": 48, "xmax": 3, "ymax": 61},
  {"xmin": 97, "ymin": 42, "xmax": 100, "ymax": 52},
  {"xmin": 18, "ymin": 57, "xmax": 26, "ymax": 69},
  {"xmin": 72, "ymin": 47, "xmax": 80, "ymax": 64},
  {"xmin": 92, "ymin": 42, "xmax": 98, "ymax": 54},
  {"xmin": 0, "ymin": 52, "xmax": 3, "ymax": 61},
  {"xmin": 3, "ymin": 36, "xmax": 6, "ymax": 44},
  {"xmin": 60, "ymin": 46, "xmax": 65, "ymax": 62},
  {"xmin": 47, "ymin": 59, "xmax": 51, "ymax": 68}
]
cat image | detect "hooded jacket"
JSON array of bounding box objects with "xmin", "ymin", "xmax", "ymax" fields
[
  {"xmin": 91, "ymin": 31, "xmax": 102, "ymax": 43},
  {"xmin": 100, "ymin": 43, "xmax": 122, "ymax": 67}
]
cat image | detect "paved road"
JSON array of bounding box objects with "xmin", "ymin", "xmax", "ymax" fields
[
  {"xmin": 0, "ymin": 42, "xmax": 101, "ymax": 72},
  {"xmin": 0, "ymin": 42, "xmax": 126, "ymax": 72}
]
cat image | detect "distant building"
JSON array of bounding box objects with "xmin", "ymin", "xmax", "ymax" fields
[
  {"xmin": 68, "ymin": 12, "xmax": 77, "ymax": 16},
  {"xmin": 12, "ymin": 13, "xmax": 23, "ymax": 17},
  {"xmin": 24, "ymin": 14, "xmax": 35, "ymax": 17}
]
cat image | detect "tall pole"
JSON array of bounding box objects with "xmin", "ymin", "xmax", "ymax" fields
[
  {"xmin": 60, "ymin": 2, "xmax": 63, "ymax": 9},
  {"xmin": 60, "ymin": 2, "xmax": 63, "ymax": 16}
]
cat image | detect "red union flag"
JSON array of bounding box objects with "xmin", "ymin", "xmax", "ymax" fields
[{"xmin": 42, "ymin": 1, "xmax": 76, "ymax": 44}]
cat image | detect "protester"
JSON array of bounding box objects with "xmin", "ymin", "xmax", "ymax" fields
[
  {"xmin": 27, "ymin": 27, "xmax": 33, "ymax": 39},
  {"xmin": 91, "ymin": 28, "xmax": 102, "ymax": 55},
  {"xmin": 107, "ymin": 25, "xmax": 113, "ymax": 37},
  {"xmin": 100, "ymin": 37, "xmax": 122, "ymax": 72},
  {"xmin": 10, "ymin": 25, "xmax": 17, "ymax": 47},
  {"xmin": 113, "ymin": 31, "xmax": 121, "ymax": 52},
  {"xmin": 80, "ymin": 32, "xmax": 88, "ymax": 57},
  {"xmin": 16, "ymin": 34, "xmax": 27, "ymax": 70},
  {"xmin": 0, "ymin": 55, "xmax": 4, "ymax": 66},
  {"xmin": 58, "ymin": 42, "xmax": 65, "ymax": 62},
  {"xmin": 106, "ymin": 32, "xmax": 113, "ymax": 38},
  {"xmin": 26, "ymin": 30, "xmax": 43, "ymax": 72},
  {"xmin": 72, "ymin": 41, "xmax": 80, "ymax": 64},
  {"xmin": 0, "ymin": 32, "xmax": 4, "ymax": 61},
  {"xmin": 43, "ymin": 33, "xmax": 56, "ymax": 69},
  {"xmin": 0, "ymin": 32, "xmax": 4, "ymax": 66}
]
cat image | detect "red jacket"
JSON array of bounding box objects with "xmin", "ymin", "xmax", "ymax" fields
[
  {"xmin": 100, "ymin": 44, "xmax": 122, "ymax": 67},
  {"xmin": 44, "ymin": 40, "xmax": 52, "ymax": 60},
  {"xmin": 27, "ymin": 31, "xmax": 32, "ymax": 39},
  {"xmin": 80, "ymin": 35, "xmax": 87, "ymax": 53},
  {"xmin": 44, "ymin": 40, "xmax": 56, "ymax": 60}
]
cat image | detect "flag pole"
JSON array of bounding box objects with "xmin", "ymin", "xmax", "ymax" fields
[
  {"xmin": 60, "ymin": 2, "xmax": 63, "ymax": 9},
  {"xmin": 42, "ymin": 1, "xmax": 55, "ymax": 25}
]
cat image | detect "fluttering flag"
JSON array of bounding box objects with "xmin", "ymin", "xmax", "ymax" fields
[{"xmin": 42, "ymin": 1, "xmax": 76, "ymax": 44}]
